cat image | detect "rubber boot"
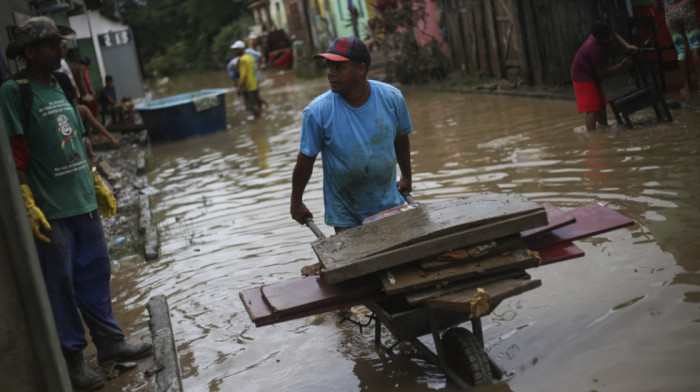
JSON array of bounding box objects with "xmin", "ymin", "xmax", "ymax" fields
[
  {"xmin": 96, "ymin": 339, "xmax": 153, "ymax": 364},
  {"xmin": 64, "ymin": 351, "xmax": 105, "ymax": 391}
]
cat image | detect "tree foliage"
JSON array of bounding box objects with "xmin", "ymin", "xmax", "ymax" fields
[{"xmin": 118, "ymin": 0, "xmax": 253, "ymax": 76}]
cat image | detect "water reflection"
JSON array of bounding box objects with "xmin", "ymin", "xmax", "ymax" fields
[{"xmin": 121, "ymin": 70, "xmax": 700, "ymax": 391}]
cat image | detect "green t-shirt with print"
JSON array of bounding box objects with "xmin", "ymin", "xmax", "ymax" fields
[{"xmin": 0, "ymin": 75, "xmax": 97, "ymax": 220}]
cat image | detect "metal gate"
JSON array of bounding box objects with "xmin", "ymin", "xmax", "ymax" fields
[{"xmin": 97, "ymin": 28, "xmax": 143, "ymax": 100}]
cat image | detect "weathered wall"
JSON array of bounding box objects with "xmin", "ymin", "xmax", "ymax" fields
[{"xmin": 442, "ymin": 0, "xmax": 631, "ymax": 85}]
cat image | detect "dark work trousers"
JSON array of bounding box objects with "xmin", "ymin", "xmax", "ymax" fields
[{"xmin": 35, "ymin": 210, "xmax": 124, "ymax": 355}]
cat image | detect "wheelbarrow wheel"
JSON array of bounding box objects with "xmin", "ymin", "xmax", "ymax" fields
[{"xmin": 442, "ymin": 327, "xmax": 493, "ymax": 386}]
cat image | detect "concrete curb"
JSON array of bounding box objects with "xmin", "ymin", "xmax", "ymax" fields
[
  {"xmin": 147, "ymin": 295, "xmax": 184, "ymax": 392},
  {"xmin": 139, "ymin": 193, "xmax": 160, "ymax": 261}
]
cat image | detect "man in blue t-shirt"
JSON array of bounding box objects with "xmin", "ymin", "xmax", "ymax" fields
[{"xmin": 290, "ymin": 36, "xmax": 413, "ymax": 232}]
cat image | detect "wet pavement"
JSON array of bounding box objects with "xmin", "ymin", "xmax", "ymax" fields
[{"xmin": 94, "ymin": 67, "xmax": 700, "ymax": 392}]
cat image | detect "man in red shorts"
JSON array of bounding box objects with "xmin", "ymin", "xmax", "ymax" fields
[{"xmin": 571, "ymin": 21, "xmax": 637, "ymax": 130}]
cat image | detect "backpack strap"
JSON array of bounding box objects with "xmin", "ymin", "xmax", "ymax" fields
[
  {"xmin": 52, "ymin": 71, "xmax": 76, "ymax": 104},
  {"xmin": 10, "ymin": 71, "xmax": 32, "ymax": 129}
]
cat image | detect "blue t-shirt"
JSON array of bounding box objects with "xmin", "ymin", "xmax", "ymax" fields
[
  {"xmin": 99, "ymin": 85, "xmax": 116, "ymax": 112},
  {"xmin": 300, "ymin": 80, "xmax": 413, "ymax": 227}
]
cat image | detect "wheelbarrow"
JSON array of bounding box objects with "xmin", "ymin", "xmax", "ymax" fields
[
  {"xmin": 240, "ymin": 195, "xmax": 634, "ymax": 389},
  {"xmin": 302, "ymin": 206, "xmax": 538, "ymax": 388}
]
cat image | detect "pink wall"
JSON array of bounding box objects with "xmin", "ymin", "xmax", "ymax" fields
[{"xmin": 415, "ymin": 0, "xmax": 448, "ymax": 54}]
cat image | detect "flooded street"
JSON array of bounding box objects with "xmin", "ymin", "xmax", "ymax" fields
[{"xmin": 115, "ymin": 70, "xmax": 700, "ymax": 392}]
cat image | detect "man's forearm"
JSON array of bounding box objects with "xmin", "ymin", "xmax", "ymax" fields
[
  {"xmin": 395, "ymin": 134, "xmax": 412, "ymax": 180},
  {"xmin": 291, "ymin": 152, "xmax": 315, "ymax": 205},
  {"xmin": 614, "ymin": 33, "xmax": 635, "ymax": 51}
]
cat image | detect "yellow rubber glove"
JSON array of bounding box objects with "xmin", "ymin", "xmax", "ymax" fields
[
  {"xmin": 92, "ymin": 168, "xmax": 117, "ymax": 218},
  {"xmin": 20, "ymin": 184, "xmax": 51, "ymax": 243}
]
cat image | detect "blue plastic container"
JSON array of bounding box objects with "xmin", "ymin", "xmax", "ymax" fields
[{"xmin": 135, "ymin": 89, "xmax": 229, "ymax": 142}]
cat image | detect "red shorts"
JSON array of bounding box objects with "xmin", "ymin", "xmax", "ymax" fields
[{"xmin": 573, "ymin": 81, "xmax": 606, "ymax": 112}]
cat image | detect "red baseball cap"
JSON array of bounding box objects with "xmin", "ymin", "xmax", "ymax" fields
[{"xmin": 313, "ymin": 36, "xmax": 371, "ymax": 68}]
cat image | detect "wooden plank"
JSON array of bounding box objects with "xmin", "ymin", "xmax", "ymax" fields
[
  {"xmin": 404, "ymin": 269, "xmax": 528, "ymax": 306},
  {"xmin": 427, "ymin": 278, "xmax": 542, "ymax": 314},
  {"xmin": 537, "ymin": 242, "xmax": 584, "ymax": 265},
  {"xmin": 508, "ymin": 0, "xmax": 533, "ymax": 84},
  {"xmin": 525, "ymin": 203, "xmax": 634, "ymax": 250},
  {"xmin": 484, "ymin": 0, "xmax": 504, "ymax": 78},
  {"xmin": 322, "ymin": 209, "xmax": 546, "ymax": 284},
  {"xmin": 445, "ymin": 0, "xmax": 467, "ymax": 71},
  {"xmin": 473, "ymin": 0, "xmax": 491, "ymax": 75},
  {"xmin": 419, "ymin": 234, "xmax": 523, "ymax": 272},
  {"xmin": 381, "ymin": 246, "xmax": 538, "ymax": 295},
  {"xmin": 260, "ymin": 275, "xmax": 383, "ymax": 315},
  {"xmin": 239, "ymin": 286, "xmax": 273, "ymax": 326},
  {"xmin": 520, "ymin": 202, "xmax": 575, "ymax": 238},
  {"xmin": 315, "ymin": 193, "xmax": 545, "ymax": 269},
  {"xmin": 462, "ymin": 0, "xmax": 479, "ymax": 73},
  {"xmin": 240, "ymin": 275, "xmax": 385, "ymax": 327}
]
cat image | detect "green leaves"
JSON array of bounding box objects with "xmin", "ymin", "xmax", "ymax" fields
[{"xmin": 119, "ymin": 0, "xmax": 252, "ymax": 75}]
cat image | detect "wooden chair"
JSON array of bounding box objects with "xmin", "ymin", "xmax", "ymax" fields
[
  {"xmin": 608, "ymin": 48, "xmax": 673, "ymax": 129},
  {"xmin": 625, "ymin": 15, "xmax": 676, "ymax": 92}
]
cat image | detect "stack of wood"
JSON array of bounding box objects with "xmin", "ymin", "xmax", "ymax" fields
[
  {"xmin": 240, "ymin": 193, "xmax": 634, "ymax": 327},
  {"xmin": 311, "ymin": 193, "xmax": 548, "ymax": 316}
]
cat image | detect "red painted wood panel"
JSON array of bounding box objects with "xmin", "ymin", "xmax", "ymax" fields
[
  {"xmin": 525, "ymin": 203, "xmax": 634, "ymax": 250},
  {"xmin": 521, "ymin": 202, "xmax": 575, "ymax": 238},
  {"xmin": 537, "ymin": 242, "xmax": 585, "ymax": 265}
]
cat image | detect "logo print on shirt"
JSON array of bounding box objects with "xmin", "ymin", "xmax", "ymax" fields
[
  {"xmin": 336, "ymin": 39, "xmax": 350, "ymax": 54},
  {"xmin": 56, "ymin": 114, "xmax": 76, "ymax": 149}
]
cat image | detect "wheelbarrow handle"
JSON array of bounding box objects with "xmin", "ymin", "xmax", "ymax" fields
[
  {"xmin": 303, "ymin": 216, "xmax": 326, "ymax": 239},
  {"xmin": 396, "ymin": 181, "xmax": 414, "ymax": 204}
]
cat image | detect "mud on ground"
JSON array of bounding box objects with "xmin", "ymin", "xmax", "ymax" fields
[{"xmin": 87, "ymin": 129, "xmax": 163, "ymax": 391}]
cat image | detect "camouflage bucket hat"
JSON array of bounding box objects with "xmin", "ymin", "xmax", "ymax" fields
[{"xmin": 6, "ymin": 16, "xmax": 76, "ymax": 59}]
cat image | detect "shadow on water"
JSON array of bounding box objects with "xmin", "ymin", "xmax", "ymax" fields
[{"xmin": 116, "ymin": 69, "xmax": 699, "ymax": 392}]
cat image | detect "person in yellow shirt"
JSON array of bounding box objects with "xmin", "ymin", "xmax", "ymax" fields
[{"xmin": 232, "ymin": 40, "xmax": 262, "ymax": 118}]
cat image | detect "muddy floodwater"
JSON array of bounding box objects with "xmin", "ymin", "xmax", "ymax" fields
[{"xmin": 113, "ymin": 70, "xmax": 700, "ymax": 392}]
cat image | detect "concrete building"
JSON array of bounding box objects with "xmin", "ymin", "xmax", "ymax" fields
[{"xmin": 1, "ymin": 0, "xmax": 144, "ymax": 99}]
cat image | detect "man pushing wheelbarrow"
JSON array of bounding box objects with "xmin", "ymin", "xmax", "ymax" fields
[
  {"xmin": 289, "ymin": 36, "xmax": 413, "ymax": 235},
  {"xmin": 240, "ymin": 36, "xmax": 635, "ymax": 390}
]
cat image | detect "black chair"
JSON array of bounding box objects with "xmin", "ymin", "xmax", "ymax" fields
[
  {"xmin": 608, "ymin": 48, "xmax": 673, "ymax": 129},
  {"xmin": 625, "ymin": 15, "xmax": 676, "ymax": 92}
]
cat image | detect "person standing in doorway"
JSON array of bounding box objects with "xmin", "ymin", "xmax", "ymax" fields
[{"xmin": 571, "ymin": 21, "xmax": 637, "ymax": 130}]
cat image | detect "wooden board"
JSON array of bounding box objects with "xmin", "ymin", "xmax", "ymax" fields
[
  {"xmin": 403, "ymin": 270, "xmax": 530, "ymax": 306},
  {"xmin": 240, "ymin": 286, "xmax": 274, "ymax": 326},
  {"xmin": 260, "ymin": 275, "xmax": 383, "ymax": 315},
  {"xmin": 520, "ymin": 203, "xmax": 575, "ymax": 238},
  {"xmin": 322, "ymin": 209, "xmax": 546, "ymax": 285},
  {"xmin": 427, "ymin": 278, "xmax": 542, "ymax": 314},
  {"xmin": 537, "ymin": 242, "xmax": 585, "ymax": 265},
  {"xmin": 314, "ymin": 193, "xmax": 545, "ymax": 268},
  {"xmin": 240, "ymin": 276, "xmax": 385, "ymax": 327},
  {"xmin": 419, "ymin": 234, "xmax": 524, "ymax": 272},
  {"xmin": 380, "ymin": 246, "xmax": 538, "ymax": 295},
  {"xmin": 525, "ymin": 203, "xmax": 634, "ymax": 250}
]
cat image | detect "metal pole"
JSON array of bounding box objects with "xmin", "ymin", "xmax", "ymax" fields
[{"xmin": 0, "ymin": 110, "xmax": 72, "ymax": 391}]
